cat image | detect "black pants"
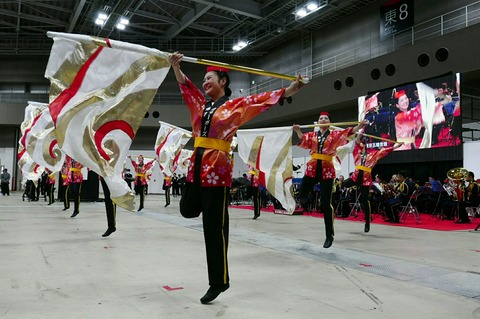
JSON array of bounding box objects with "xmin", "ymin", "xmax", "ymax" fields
[
  {"xmin": 101, "ymin": 178, "xmax": 116, "ymax": 229},
  {"xmin": 252, "ymin": 186, "xmax": 261, "ymax": 217},
  {"xmin": 1, "ymin": 182, "xmax": 9, "ymax": 195},
  {"xmin": 135, "ymin": 184, "xmax": 145, "ymax": 209},
  {"xmin": 298, "ymin": 162, "xmax": 335, "ymax": 238},
  {"xmin": 63, "ymin": 185, "xmax": 70, "ymax": 209},
  {"xmin": 165, "ymin": 186, "xmax": 171, "ymax": 205},
  {"xmin": 46, "ymin": 183, "xmax": 55, "ymax": 204},
  {"xmin": 180, "ymin": 183, "xmax": 230, "ymax": 288},
  {"xmin": 343, "ymin": 175, "xmax": 371, "ymax": 225},
  {"xmin": 70, "ymin": 182, "xmax": 82, "ymax": 213}
]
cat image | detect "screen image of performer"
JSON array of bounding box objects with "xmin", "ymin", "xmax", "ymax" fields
[
  {"xmin": 128, "ymin": 155, "xmax": 154, "ymax": 212},
  {"xmin": 169, "ymin": 52, "xmax": 305, "ymax": 304},
  {"xmin": 100, "ymin": 177, "xmax": 117, "ymax": 237},
  {"xmin": 393, "ymin": 89, "xmax": 445, "ymax": 150},
  {"xmin": 66, "ymin": 155, "xmax": 84, "ymax": 218},
  {"xmin": 293, "ymin": 113, "xmax": 367, "ymax": 249},
  {"xmin": 342, "ymin": 132, "xmax": 403, "ymax": 232}
]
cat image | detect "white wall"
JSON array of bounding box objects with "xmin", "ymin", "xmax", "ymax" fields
[{"xmin": 463, "ymin": 140, "xmax": 480, "ymax": 178}]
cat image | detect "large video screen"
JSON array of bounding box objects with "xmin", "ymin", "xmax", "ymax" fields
[{"xmin": 358, "ymin": 73, "xmax": 462, "ymax": 163}]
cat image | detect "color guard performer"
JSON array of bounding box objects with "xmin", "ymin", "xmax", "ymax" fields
[
  {"xmin": 45, "ymin": 169, "xmax": 57, "ymax": 205},
  {"xmin": 66, "ymin": 155, "xmax": 84, "ymax": 218},
  {"xmin": 128, "ymin": 155, "xmax": 155, "ymax": 212},
  {"xmin": 169, "ymin": 52, "xmax": 305, "ymax": 304},
  {"xmin": 293, "ymin": 112, "xmax": 367, "ymax": 248},
  {"xmin": 343, "ymin": 132, "xmax": 403, "ymax": 232}
]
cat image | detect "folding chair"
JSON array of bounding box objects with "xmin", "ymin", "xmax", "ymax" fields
[
  {"xmin": 466, "ymin": 204, "xmax": 479, "ymax": 223},
  {"xmin": 399, "ymin": 190, "xmax": 421, "ymax": 223}
]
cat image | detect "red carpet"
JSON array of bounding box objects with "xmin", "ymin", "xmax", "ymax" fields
[{"xmin": 231, "ymin": 205, "xmax": 476, "ymax": 231}]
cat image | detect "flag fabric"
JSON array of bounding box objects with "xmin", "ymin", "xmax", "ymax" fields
[
  {"xmin": 416, "ymin": 82, "xmax": 445, "ymax": 149},
  {"xmin": 333, "ymin": 138, "xmax": 355, "ymax": 175},
  {"xmin": 22, "ymin": 102, "xmax": 66, "ymax": 173},
  {"xmin": 18, "ymin": 102, "xmax": 46, "ymax": 185},
  {"xmin": 236, "ymin": 126, "xmax": 295, "ymax": 213},
  {"xmin": 155, "ymin": 121, "xmax": 192, "ymax": 177},
  {"xmin": 173, "ymin": 149, "xmax": 193, "ymax": 175},
  {"xmin": 44, "ymin": 32, "xmax": 171, "ymax": 211}
]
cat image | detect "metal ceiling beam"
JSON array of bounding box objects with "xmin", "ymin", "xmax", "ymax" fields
[
  {"xmin": 0, "ymin": 8, "xmax": 68, "ymax": 27},
  {"xmin": 163, "ymin": 3, "xmax": 213, "ymax": 39},
  {"xmin": 67, "ymin": 0, "xmax": 87, "ymax": 33},
  {"xmin": 190, "ymin": 0, "xmax": 262, "ymax": 19},
  {"xmin": 21, "ymin": 0, "xmax": 73, "ymax": 13}
]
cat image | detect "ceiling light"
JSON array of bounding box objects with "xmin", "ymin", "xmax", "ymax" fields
[
  {"xmin": 95, "ymin": 12, "xmax": 108, "ymax": 26},
  {"xmin": 294, "ymin": 1, "xmax": 327, "ymax": 19},
  {"xmin": 119, "ymin": 18, "xmax": 129, "ymax": 25},
  {"xmin": 116, "ymin": 17, "xmax": 130, "ymax": 30},
  {"xmin": 233, "ymin": 40, "xmax": 248, "ymax": 51},
  {"xmin": 116, "ymin": 23, "xmax": 126, "ymax": 30}
]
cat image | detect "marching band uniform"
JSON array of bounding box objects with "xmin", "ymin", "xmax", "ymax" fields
[
  {"xmin": 384, "ymin": 172, "xmax": 416, "ymax": 223},
  {"xmin": 130, "ymin": 155, "xmax": 154, "ymax": 212},
  {"xmin": 295, "ymin": 112, "xmax": 366, "ymax": 248},
  {"xmin": 457, "ymin": 172, "xmax": 479, "ymax": 223},
  {"xmin": 65, "ymin": 155, "xmax": 83, "ymax": 218},
  {"xmin": 170, "ymin": 51, "xmax": 304, "ymax": 304}
]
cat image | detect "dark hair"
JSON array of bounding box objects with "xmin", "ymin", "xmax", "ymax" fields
[
  {"xmin": 469, "ymin": 171, "xmax": 475, "ymax": 179},
  {"xmin": 214, "ymin": 70, "xmax": 231, "ymax": 97}
]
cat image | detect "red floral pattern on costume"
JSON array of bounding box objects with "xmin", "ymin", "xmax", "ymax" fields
[
  {"xmin": 298, "ymin": 128, "xmax": 353, "ymax": 180},
  {"xmin": 351, "ymin": 145, "xmax": 394, "ymax": 186},
  {"xmin": 179, "ymin": 77, "xmax": 285, "ymax": 187},
  {"xmin": 65, "ymin": 155, "xmax": 83, "ymax": 184}
]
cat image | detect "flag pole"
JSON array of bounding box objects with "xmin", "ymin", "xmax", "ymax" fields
[
  {"xmin": 181, "ymin": 56, "xmax": 309, "ymax": 83},
  {"xmin": 299, "ymin": 122, "xmax": 359, "ymax": 128}
]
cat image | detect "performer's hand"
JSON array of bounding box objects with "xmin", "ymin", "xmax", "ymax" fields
[
  {"xmin": 283, "ymin": 74, "xmax": 306, "ymax": 98},
  {"xmin": 168, "ymin": 52, "xmax": 183, "ymax": 68}
]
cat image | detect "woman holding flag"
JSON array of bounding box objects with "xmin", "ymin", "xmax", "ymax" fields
[
  {"xmin": 168, "ymin": 52, "xmax": 305, "ymax": 304},
  {"xmin": 293, "ymin": 112, "xmax": 368, "ymax": 249}
]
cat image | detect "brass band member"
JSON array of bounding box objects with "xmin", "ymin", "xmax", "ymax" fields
[
  {"xmin": 384, "ymin": 171, "xmax": 416, "ymax": 223},
  {"xmin": 457, "ymin": 171, "xmax": 479, "ymax": 223},
  {"xmin": 293, "ymin": 113, "xmax": 368, "ymax": 248}
]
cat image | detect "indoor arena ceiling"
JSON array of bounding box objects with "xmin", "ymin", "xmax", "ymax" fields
[{"xmin": 0, "ymin": 0, "xmax": 377, "ymax": 58}]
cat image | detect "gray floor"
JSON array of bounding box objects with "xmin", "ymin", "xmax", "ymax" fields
[{"xmin": 1, "ymin": 192, "xmax": 479, "ymax": 319}]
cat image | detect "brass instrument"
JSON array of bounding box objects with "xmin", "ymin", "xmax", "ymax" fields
[{"xmin": 444, "ymin": 167, "xmax": 468, "ymax": 200}]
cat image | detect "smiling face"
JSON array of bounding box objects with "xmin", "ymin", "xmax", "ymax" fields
[
  {"xmin": 318, "ymin": 114, "xmax": 330, "ymax": 124},
  {"xmin": 203, "ymin": 71, "xmax": 226, "ymax": 100},
  {"xmin": 396, "ymin": 94, "xmax": 409, "ymax": 112}
]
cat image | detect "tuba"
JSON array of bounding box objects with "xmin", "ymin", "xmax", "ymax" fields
[{"xmin": 444, "ymin": 167, "xmax": 468, "ymax": 200}]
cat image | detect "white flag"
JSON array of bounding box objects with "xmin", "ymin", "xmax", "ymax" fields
[
  {"xmin": 18, "ymin": 103, "xmax": 46, "ymax": 184},
  {"xmin": 22, "ymin": 102, "xmax": 66, "ymax": 173},
  {"xmin": 155, "ymin": 121, "xmax": 192, "ymax": 177},
  {"xmin": 237, "ymin": 126, "xmax": 295, "ymax": 213},
  {"xmin": 44, "ymin": 32, "xmax": 171, "ymax": 211}
]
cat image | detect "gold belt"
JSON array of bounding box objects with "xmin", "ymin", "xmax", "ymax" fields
[
  {"xmin": 194, "ymin": 137, "xmax": 231, "ymax": 153},
  {"xmin": 69, "ymin": 168, "xmax": 81, "ymax": 172},
  {"xmin": 356, "ymin": 165, "xmax": 372, "ymax": 173},
  {"xmin": 61, "ymin": 174, "xmax": 68, "ymax": 179},
  {"xmin": 311, "ymin": 153, "xmax": 333, "ymax": 161},
  {"xmin": 136, "ymin": 173, "xmax": 145, "ymax": 177}
]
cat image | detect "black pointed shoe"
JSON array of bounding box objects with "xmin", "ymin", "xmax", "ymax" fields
[
  {"xmin": 102, "ymin": 227, "xmax": 116, "ymax": 237},
  {"xmin": 200, "ymin": 283, "xmax": 230, "ymax": 304},
  {"xmin": 323, "ymin": 236, "xmax": 334, "ymax": 248},
  {"xmin": 70, "ymin": 211, "xmax": 79, "ymax": 218},
  {"xmin": 364, "ymin": 224, "xmax": 370, "ymax": 233}
]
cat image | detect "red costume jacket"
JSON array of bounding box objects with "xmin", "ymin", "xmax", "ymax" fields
[
  {"xmin": 130, "ymin": 159, "xmax": 155, "ymax": 186},
  {"xmin": 351, "ymin": 145, "xmax": 395, "ymax": 186},
  {"xmin": 298, "ymin": 128, "xmax": 353, "ymax": 180},
  {"xmin": 179, "ymin": 76, "xmax": 285, "ymax": 187},
  {"xmin": 65, "ymin": 155, "xmax": 84, "ymax": 184}
]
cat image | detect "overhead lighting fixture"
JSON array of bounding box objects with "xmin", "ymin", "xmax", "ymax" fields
[
  {"xmin": 294, "ymin": 1, "xmax": 328, "ymax": 19},
  {"xmin": 232, "ymin": 40, "xmax": 248, "ymax": 52},
  {"xmin": 116, "ymin": 17, "xmax": 129, "ymax": 30},
  {"xmin": 95, "ymin": 12, "xmax": 108, "ymax": 26}
]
